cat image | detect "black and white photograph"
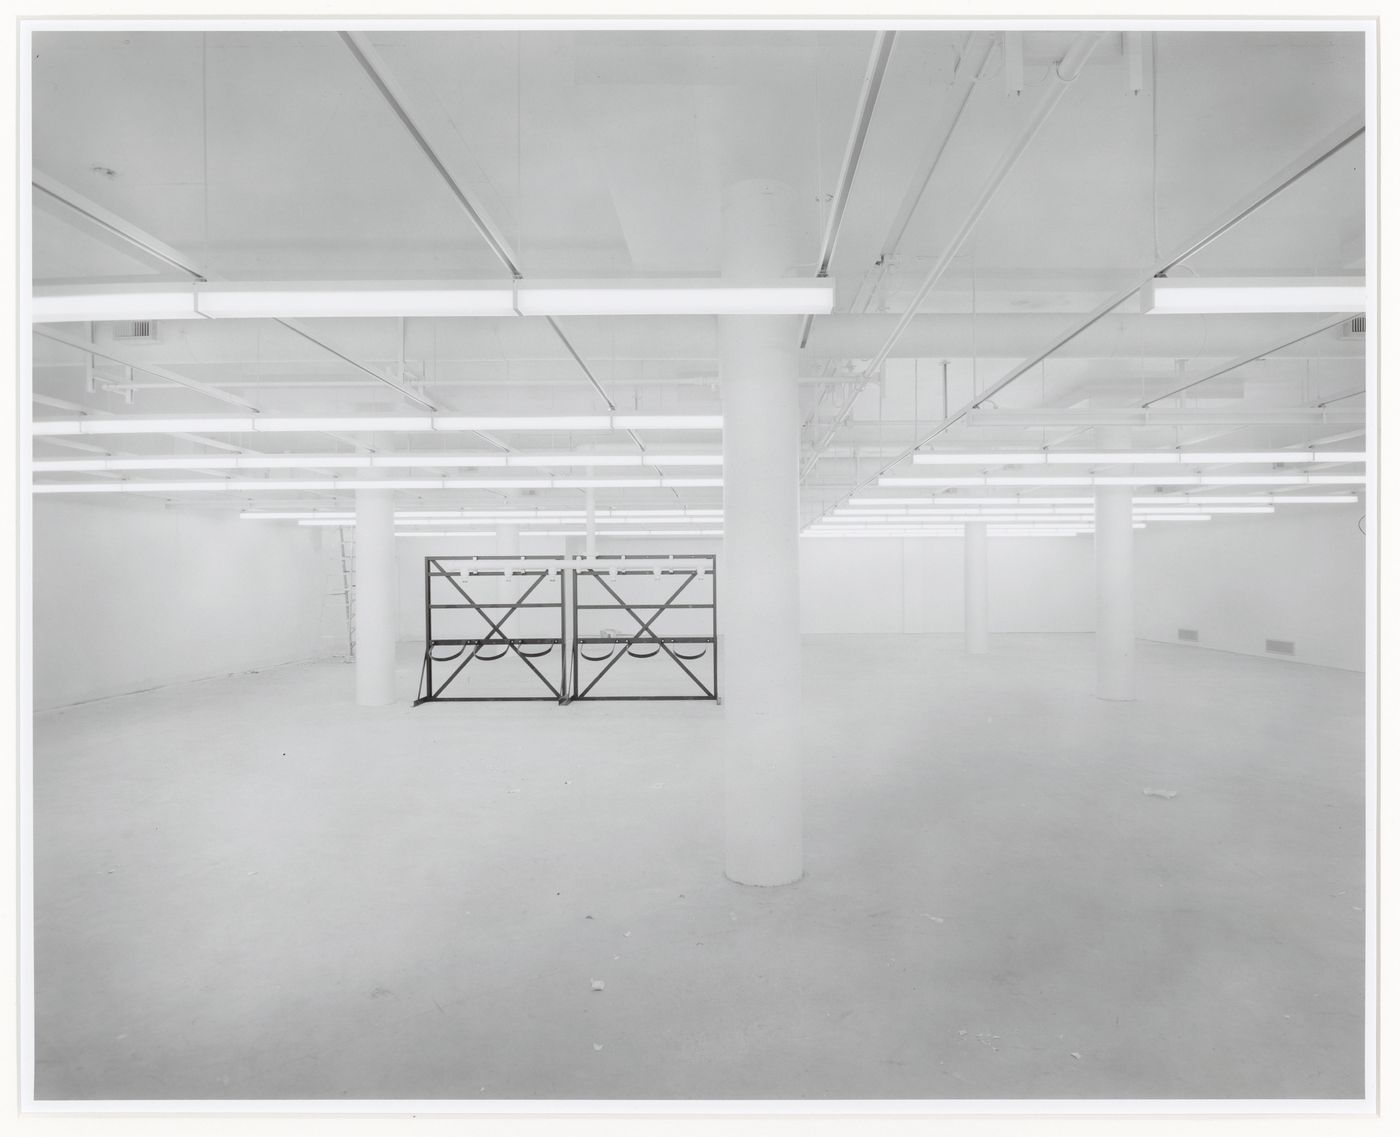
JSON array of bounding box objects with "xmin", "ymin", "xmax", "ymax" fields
[{"xmin": 14, "ymin": 6, "xmax": 1384, "ymax": 1121}]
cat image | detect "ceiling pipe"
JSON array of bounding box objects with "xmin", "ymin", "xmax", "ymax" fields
[
  {"xmin": 878, "ymin": 32, "xmax": 998, "ymax": 266},
  {"xmin": 798, "ymin": 30, "xmax": 897, "ymax": 350},
  {"xmin": 339, "ymin": 30, "xmax": 629, "ymax": 434},
  {"xmin": 1142, "ymin": 314, "xmax": 1358, "ymax": 406},
  {"xmin": 812, "ymin": 112, "xmax": 1367, "ymax": 516},
  {"xmin": 34, "ymin": 327, "xmax": 261, "ymax": 413},
  {"xmin": 803, "ymin": 31, "xmax": 1110, "ymax": 477},
  {"xmin": 32, "ymin": 173, "xmax": 455, "ymax": 420}
]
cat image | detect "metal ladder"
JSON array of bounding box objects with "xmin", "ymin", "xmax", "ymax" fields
[{"xmin": 319, "ymin": 526, "xmax": 356, "ymax": 660}]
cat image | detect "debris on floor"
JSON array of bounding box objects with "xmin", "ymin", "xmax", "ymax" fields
[
  {"xmin": 1142, "ymin": 788, "xmax": 1178, "ymax": 799},
  {"xmin": 591, "ymin": 979, "xmax": 605, "ymax": 992},
  {"xmin": 593, "ymin": 1043, "xmax": 604, "ymax": 1051},
  {"xmin": 924, "ymin": 914, "xmax": 945, "ymax": 922},
  {"xmin": 1071, "ymin": 1052, "xmax": 1082, "ymax": 1060}
]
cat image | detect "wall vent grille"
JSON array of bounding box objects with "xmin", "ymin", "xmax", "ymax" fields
[
  {"xmin": 1265, "ymin": 638, "xmax": 1296, "ymax": 656},
  {"xmin": 113, "ymin": 320, "xmax": 155, "ymax": 341},
  {"xmin": 1177, "ymin": 628, "xmax": 1199, "ymax": 642},
  {"xmin": 1340, "ymin": 314, "xmax": 1366, "ymax": 339}
]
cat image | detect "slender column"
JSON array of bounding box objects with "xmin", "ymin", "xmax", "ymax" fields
[
  {"xmin": 964, "ymin": 520, "xmax": 989, "ymax": 654},
  {"xmin": 354, "ymin": 479, "xmax": 397, "ymax": 706},
  {"xmin": 585, "ymin": 486, "xmax": 598, "ymax": 560},
  {"xmin": 1095, "ymin": 427, "xmax": 1135, "ymax": 700},
  {"xmin": 720, "ymin": 178, "xmax": 803, "ymax": 886}
]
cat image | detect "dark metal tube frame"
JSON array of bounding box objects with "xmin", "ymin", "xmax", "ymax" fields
[{"xmin": 414, "ymin": 553, "xmax": 718, "ymax": 705}]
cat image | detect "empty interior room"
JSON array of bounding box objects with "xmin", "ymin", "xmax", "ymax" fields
[{"xmin": 23, "ymin": 22, "xmax": 1372, "ymax": 1105}]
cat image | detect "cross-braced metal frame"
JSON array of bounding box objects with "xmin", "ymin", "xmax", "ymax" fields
[
  {"xmin": 569, "ymin": 554, "xmax": 718, "ymax": 702},
  {"xmin": 415, "ymin": 555, "xmax": 568, "ymax": 704},
  {"xmin": 413, "ymin": 553, "xmax": 718, "ymax": 705}
]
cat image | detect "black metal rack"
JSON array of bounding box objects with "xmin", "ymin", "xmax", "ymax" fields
[
  {"xmin": 569, "ymin": 553, "xmax": 718, "ymax": 702},
  {"xmin": 413, "ymin": 553, "xmax": 718, "ymax": 705},
  {"xmin": 414, "ymin": 555, "xmax": 568, "ymax": 704}
]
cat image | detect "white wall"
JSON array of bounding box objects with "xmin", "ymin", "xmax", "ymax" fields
[
  {"xmin": 398, "ymin": 533, "xmax": 1092, "ymax": 640},
  {"xmin": 33, "ymin": 500, "xmax": 329, "ymax": 709},
  {"xmin": 1135, "ymin": 504, "xmax": 1365, "ymax": 672},
  {"xmin": 799, "ymin": 535, "xmax": 1096, "ymax": 634}
]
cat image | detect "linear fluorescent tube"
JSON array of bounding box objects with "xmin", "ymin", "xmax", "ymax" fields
[
  {"xmin": 31, "ymin": 284, "xmax": 207, "ymax": 322},
  {"xmin": 1140, "ymin": 276, "xmax": 1366, "ymax": 315},
  {"xmin": 33, "ymin": 280, "xmax": 832, "ymax": 322},
  {"xmin": 32, "ymin": 415, "xmax": 723, "ymax": 437},
  {"xmin": 196, "ymin": 284, "xmax": 518, "ymax": 319},
  {"xmin": 396, "ymin": 531, "xmax": 497, "ymax": 539},
  {"xmin": 33, "ymin": 476, "xmax": 724, "ymax": 494},
  {"xmin": 879, "ymin": 475, "xmax": 1365, "ymax": 488},
  {"xmin": 33, "ymin": 452, "xmax": 724, "ymax": 474},
  {"xmin": 911, "ymin": 451, "xmax": 1366, "ymax": 465},
  {"xmin": 516, "ymin": 280, "xmax": 833, "ymax": 316}
]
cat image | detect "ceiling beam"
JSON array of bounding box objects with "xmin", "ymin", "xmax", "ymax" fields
[
  {"xmin": 808, "ymin": 112, "xmax": 1367, "ymax": 513},
  {"xmin": 803, "ymin": 32, "xmax": 1110, "ymax": 475},
  {"xmin": 33, "ymin": 173, "xmax": 453, "ymax": 420},
  {"xmin": 34, "ymin": 326, "xmax": 261, "ymax": 413},
  {"xmin": 338, "ymin": 30, "xmax": 523, "ymax": 278},
  {"xmin": 338, "ymin": 30, "xmax": 626, "ymax": 429},
  {"xmin": 32, "ymin": 170, "xmax": 207, "ymax": 279},
  {"xmin": 1142, "ymin": 315, "xmax": 1358, "ymax": 406},
  {"xmin": 798, "ymin": 30, "xmax": 897, "ymax": 349}
]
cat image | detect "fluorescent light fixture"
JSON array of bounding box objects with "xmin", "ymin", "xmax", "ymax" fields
[
  {"xmin": 96, "ymin": 452, "xmax": 723, "ymax": 471},
  {"xmin": 31, "ymin": 283, "xmax": 207, "ymax": 323},
  {"xmin": 1143, "ymin": 495, "xmax": 1357, "ymax": 505},
  {"xmin": 396, "ymin": 531, "xmax": 497, "ymax": 539},
  {"xmin": 430, "ymin": 416, "xmax": 613, "ymax": 432},
  {"xmin": 372, "ymin": 455, "xmax": 509, "ymax": 468},
  {"xmin": 516, "ymin": 280, "xmax": 833, "ymax": 317},
  {"xmin": 240, "ymin": 512, "xmax": 354, "ymax": 520},
  {"xmin": 880, "ymin": 475, "xmax": 1364, "ymax": 488},
  {"xmin": 1184, "ymin": 452, "xmax": 1365, "ymax": 465},
  {"xmin": 196, "ymin": 283, "xmax": 518, "ymax": 320},
  {"xmin": 613, "ymin": 416, "xmax": 724, "ymax": 431},
  {"xmin": 33, "ymin": 474, "xmax": 723, "ymax": 494},
  {"xmin": 804, "ymin": 530, "xmax": 1082, "ymax": 539},
  {"xmin": 635, "ymin": 455, "xmax": 725, "ymax": 467},
  {"xmin": 32, "ymin": 418, "xmax": 259, "ymax": 436},
  {"xmin": 1140, "ymin": 276, "xmax": 1366, "ymax": 315},
  {"xmin": 32, "ymin": 415, "xmax": 722, "ymax": 437},
  {"xmin": 33, "ymin": 279, "xmax": 832, "ymax": 323},
  {"xmin": 253, "ymin": 417, "xmax": 436, "ymax": 434},
  {"xmin": 911, "ymin": 451, "xmax": 1369, "ymax": 466}
]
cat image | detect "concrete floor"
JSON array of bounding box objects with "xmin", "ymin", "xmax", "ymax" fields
[{"xmin": 32, "ymin": 635, "xmax": 1365, "ymax": 1101}]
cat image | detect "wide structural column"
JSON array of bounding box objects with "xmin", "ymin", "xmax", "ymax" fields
[
  {"xmin": 719, "ymin": 178, "xmax": 803, "ymax": 887},
  {"xmin": 354, "ymin": 479, "xmax": 397, "ymax": 706},
  {"xmin": 964, "ymin": 521, "xmax": 989, "ymax": 654}
]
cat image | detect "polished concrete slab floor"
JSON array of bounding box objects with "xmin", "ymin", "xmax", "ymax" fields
[{"xmin": 32, "ymin": 635, "xmax": 1366, "ymax": 1102}]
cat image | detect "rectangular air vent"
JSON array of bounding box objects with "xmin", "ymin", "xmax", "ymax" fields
[
  {"xmin": 1177, "ymin": 628, "xmax": 1199, "ymax": 642},
  {"xmin": 1265, "ymin": 639, "xmax": 1296, "ymax": 656},
  {"xmin": 113, "ymin": 320, "xmax": 155, "ymax": 341},
  {"xmin": 1340, "ymin": 314, "xmax": 1366, "ymax": 339}
]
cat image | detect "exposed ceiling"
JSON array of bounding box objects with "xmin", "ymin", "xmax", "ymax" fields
[{"xmin": 28, "ymin": 25, "xmax": 1368, "ymax": 531}]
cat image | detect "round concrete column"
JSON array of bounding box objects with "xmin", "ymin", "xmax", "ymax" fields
[
  {"xmin": 1095, "ymin": 427, "xmax": 1135, "ymax": 700},
  {"xmin": 964, "ymin": 521, "xmax": 990, "ymax": 654},
  {"xmin": 354, "ymin": 481, "xmax": 397, "ymax": 706},
  {"xmin": 719, "ymin": 178, "xmax": 803, "ymax": 886}
]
